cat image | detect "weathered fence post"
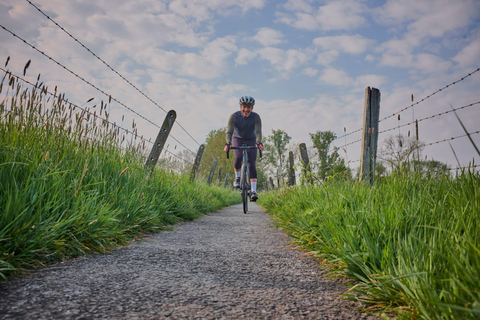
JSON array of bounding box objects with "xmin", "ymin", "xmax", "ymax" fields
[
  {"xmin": 269, "ymin": 177, "xmax": 275, "ymax": 189},
  {"xmin": 224, "ymin": 173, "xmax": 229, "ymax": 188},
  {"xmin": 218, "ymin": 167, "xmax": 222, "ymax": 183},
  {"xmin": 360, "ymin": 87, "xmax": 381, "ymax": 185},
  {"xmin": 144, "ymin": 110, "xmax": 176, "ymax": 169},
  {"xmin": 288, "ymin": 151, "xmax": 296, "ymax": 186},
  {"xmin": 299, "ymin": 143, "xmax": 312, "ymax": 184},
  {"xmin": 190, "ymin": 144, "xmax": 205, "ymax": 180},
  {"xmin": 207, "ymin": 158, "xmax": 218, "ymax": 185}
]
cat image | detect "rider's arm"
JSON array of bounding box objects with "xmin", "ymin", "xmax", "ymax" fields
[
  {"xmin": 254, "ymin": 114, "xmax": 262, "ymax": 144},
  {"xmin": 226, "ymin": 113, "xmax": 235, "ymax": 144}
]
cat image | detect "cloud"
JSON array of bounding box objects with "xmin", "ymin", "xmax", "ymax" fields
[
  {"xmin": 257, "ymin": 47, "xmax": 309, "ymax": 73},
  {"xmin": 374, "ymin": 0, "xmax": 480, "ymax": 71},
  {"xmin": 453, "ymin": 35, "xmax": 480, "ymax": 68},
  {"xmin": 379, "ymin": 52, "xmax": 452, "ymax": 74},
  {"xmin": 235, "ymin": 48, "xmax": 258, "ymax": 65},
  {"xmin": 168, "ymin": 0, "xmax": 267, "ymax": 20},
  {"xmin": 319, "ymin": 68, "xmax": 354, "ymax": 86},
  {"xmin": 313, "ymin": 35, "xmax": 374, "ymax": 55},
  {"xmin": 135, "ymin": 36, "xmax": 238, "ymax": 79},
  {"xmin": 303, "ymin": 67, "xmax": 318, "ymax": 77},
  {"xmin": 355, "ymin": 74, "xmax": 388, "ymax": 90},
  {"xmin": 252, "ymin": 28, "xmax": 284, "ymax": 46},
  {"xmin": 276, "ymin": 0, "xmax": 368, "ymax": 31}
]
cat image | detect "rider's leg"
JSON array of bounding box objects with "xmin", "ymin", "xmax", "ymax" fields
[
  {"xmin": 247, "ymin": 146, "xmax": 258, "ymax": 200},
  {"xmin": 250, "ymin": 178, "xmax": 257, "ymax": 192}
]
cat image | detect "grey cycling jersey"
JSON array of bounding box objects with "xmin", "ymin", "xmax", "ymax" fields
[{"xmin": 226, "ymin": 111, "xmax": 262, "ymax": 144}]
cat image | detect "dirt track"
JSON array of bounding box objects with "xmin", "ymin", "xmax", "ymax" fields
[{"xmin": 0, "ymin": 203, "xmax": 376, "ymax": 319}]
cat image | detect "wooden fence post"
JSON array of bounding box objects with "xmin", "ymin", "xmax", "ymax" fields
[
  {"xmin": 269, "ymin": 177, "xmax": 275, "ymax": 189},
  {"xmin": 288, "ymin": 151, "xmax": 295, "ymax": 186},
  {"xmin": 207, "ymin": 158, "xmax": 218, "ymax": 185},
  {"xmin": 144, "ymin": 110, "xmax": 176, "ymax": 169},
  {"xmin": 218, "ymin": 167, "xmax": 222, "ymax": 183},
  {"xmin": 299, "ymin": 143, "xmax": 312, "ymax": 184},
  {"xmin": 190, "ymin": 144, "xmax": 204, "ymax": 180},
  {"xmin": 224, "ymin": 173, "xmax": 229, "ymax": 188},
  {"xmin": 360, "ymin": 87, "xmax": 381, "ymax": 185}
]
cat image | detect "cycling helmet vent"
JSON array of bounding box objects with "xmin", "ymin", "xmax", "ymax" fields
[{"xmin": 239, "ymin": 96, "xmax": 255, "ymax": 106}]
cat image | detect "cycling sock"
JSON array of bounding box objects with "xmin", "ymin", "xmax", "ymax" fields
[
  {"xmin": 235, "ymin": 171, "xmax": 241, "ymax": 178},
  {"xmin": 251, "ymin": 181, "xmax": 257, "ymax": 192}
]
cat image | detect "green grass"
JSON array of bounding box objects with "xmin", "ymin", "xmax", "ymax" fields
[
  {"xmin": 0, "ymin": 69, "xmax": 240, "ymax": 279},
  {"xmin": 258, "ymin": 172, "xmax": 480, "ymax": 319}
]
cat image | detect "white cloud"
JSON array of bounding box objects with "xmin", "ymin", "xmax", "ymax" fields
[
  {"xmin": 355, "ymin": 74, "xmax": 388, "ymax": 90},
  {"xmin": 313, "ymin": 35, "xmax": 374, "ymax": 55},
  {"xmin": 257, "ymin": 47, "xmax": 309, "ymax": 73},
  {"xmin": 379, "ymin": 52, "xmax": 452, "ymax": 74},
  {"xmin": 316, "ymin": 50, "xmax": 339, "ymax": 66},
  {"xmin": 319, "ymin": 68, "xmax": 354, "ymax": 86},
  {"xmin": 303, "ymin": 67, "xmax": 318, "ymax": 77},
  {"xmin": 276, "ymin": 0, "xmax": 368, "ymax": 31},
  {"xmin": 235, "ymin": 48, "xmax": 257, "ymax": 65},
  {"xmin": 252, "ymin": 28, "xmax": 284, "ymax": 46},
  {"xmin": 453, "ymin": 36, "xmax": 480, "ymax": 68}
]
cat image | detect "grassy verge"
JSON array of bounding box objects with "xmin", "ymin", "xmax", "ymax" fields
[
  {"xmin": 258, "ymin": 173, "xmax": 480, "ymax": 319},
  {"xmin": 0, "ymin": 68, "xmax": 240, "ymax": 279}
]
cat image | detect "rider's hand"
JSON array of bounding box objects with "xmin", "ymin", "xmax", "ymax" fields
[
  {"xmin": 224, "ymin": 143, "xmax": 231, "ymax": 152},
  {"xmin": 256, "ymin": 142, "xmax": 264, "ymax": 151}
]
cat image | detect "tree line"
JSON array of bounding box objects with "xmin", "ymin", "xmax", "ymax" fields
[{"xmin": 179, "ymin": 128, "xmax": 449, "ymax": 189}]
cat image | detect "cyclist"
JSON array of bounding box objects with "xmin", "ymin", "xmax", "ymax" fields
[{"xmin": 224, "ymin": 96, "xmax": 264, "ymax": 201}]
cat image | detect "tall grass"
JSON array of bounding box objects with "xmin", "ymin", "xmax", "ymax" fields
[
  {"xmin": 0, "ymin": 64, "xmax": 240, "ymax": 279},
  {"xmin": 258, "ymin": 172, "xmax": 480, "ymax": 319}
]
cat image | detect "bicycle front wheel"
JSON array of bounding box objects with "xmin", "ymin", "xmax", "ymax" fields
[{"xmin": 241, "ymin": 163, "xmax": 248, "ymax": 213}]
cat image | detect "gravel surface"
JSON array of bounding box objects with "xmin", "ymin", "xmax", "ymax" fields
[{"xmin": 0, "ymin": 203, "xmax": 377, "ymax": 319}]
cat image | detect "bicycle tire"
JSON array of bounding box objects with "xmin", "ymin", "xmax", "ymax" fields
[{"xmin": 241, "ymin": 163, "xmax": 248, "ymax": 213}]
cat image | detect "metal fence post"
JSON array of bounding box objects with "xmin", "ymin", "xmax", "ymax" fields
[
  {"xmin": 360, "ymin": 87, "xmax": 380, "ymax": 185},
  {"xmin": 144, "ymin": 110, "xmax": 176, "ymax": 169},
  {"xmin": 288, "ymin": 151, "xmax": 295, "ymax": 186},
  {"xmin": 207, "ymin": 158, "xmax": 218, "ymax": 185},
  {"xmin": 190, "ymin": 144, "xmax": 205, "ymax": 180},
  {"xmin": 299, "ymin": 143, "xmax": 312, "ymax": 184}
]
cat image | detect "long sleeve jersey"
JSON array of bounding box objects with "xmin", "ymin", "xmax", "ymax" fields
[{"xmin": 226, "ymin": 111, "xmax": 262, "ymax": 144}]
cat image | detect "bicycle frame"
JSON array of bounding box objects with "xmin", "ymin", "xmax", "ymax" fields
[{"xmin": 226, "ymin": 145, "xmax": 261, "ymax": 213}]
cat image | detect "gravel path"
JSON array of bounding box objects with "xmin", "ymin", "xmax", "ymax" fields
[{"xmin": 0, "ymin": 203, "xmax": 377, "ymax": 319}]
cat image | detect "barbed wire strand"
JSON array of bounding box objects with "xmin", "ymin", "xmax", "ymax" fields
[
  {"xmin": 334, "ymin": 67, "xmax": 480, "ymax": 142},
  {"xmin": 378, "ymin": 101, "xmax": 480, "ymax": 135},
  {"xmin": 423, "ymin": 131, "xmax": 480, "ymax": 147},
  {"xmin": 0, "ymin": 24, "xmax": 196, "ymax": 156},
  {"xmin": 379, "ymin": 67, "xmax": 480, "ymax": 123},
  {"xmin": 25, "ymin": 0, "xmax": 203, "ymax": 148},
  {"xmin": 0, "ymin": 66, "xmax": 152, "ymax": 145},
  {"xmin": 1, "ymin": 71, "xmax": 194, "ymax": 168}
]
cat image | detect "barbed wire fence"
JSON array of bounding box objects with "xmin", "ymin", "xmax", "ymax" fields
[
  {"xmin": 275, "ymin": 67, "xmax": 480, "ymax": 188},
  {"xmin": 0, "ymin": 2, "xmax": 223, "ymax": 183}
]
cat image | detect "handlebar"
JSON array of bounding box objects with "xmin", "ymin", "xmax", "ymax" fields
[{"xmin": 226, "ymin": 145, "xmax": 262, "ymax": 159}]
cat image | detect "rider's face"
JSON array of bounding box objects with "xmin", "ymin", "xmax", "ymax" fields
[{"xmin": 240, "ymin": 104, "xmax": 253, "ymax": 117}]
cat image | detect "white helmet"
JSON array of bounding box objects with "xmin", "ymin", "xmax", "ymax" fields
[{"xmin": 239, "ymin": 96, "xmax": 255, "ymax": 106}]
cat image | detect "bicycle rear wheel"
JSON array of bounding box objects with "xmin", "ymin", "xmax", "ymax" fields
[{"xmin": 241, "ymin": 163, "xmax": 248, "ymax": 213}]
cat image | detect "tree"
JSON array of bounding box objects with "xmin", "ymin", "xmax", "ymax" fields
[
  {"xmin": 379, "ymin": 134, "xmax": 449, "ymax": 175},
  {"xmin": 197, "ymin": 127, "xmax": 267, "ymax": 188},
  {"xmin": 262, "ymin": 129, "xmax": 291, "ymax": 185},
  {"xmin": 310, "ymin": 130, "xmax": 350, "ymax": 180},
  {"xmin": 197, "ymin": 127, "xmax": 232, "ymax": 183},
  {"xmin": 379, "ymin": 134, "xmax": 424, "ymax": 173}
]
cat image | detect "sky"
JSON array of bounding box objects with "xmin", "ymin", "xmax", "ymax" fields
[{"xmin": 1, "ymin": 0, "xmax": 480, "ymax": 173}]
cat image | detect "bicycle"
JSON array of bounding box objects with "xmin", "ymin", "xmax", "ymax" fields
[{"xmin": 226, "ymin": 145, "xmax": 262, "ymax": 214}]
